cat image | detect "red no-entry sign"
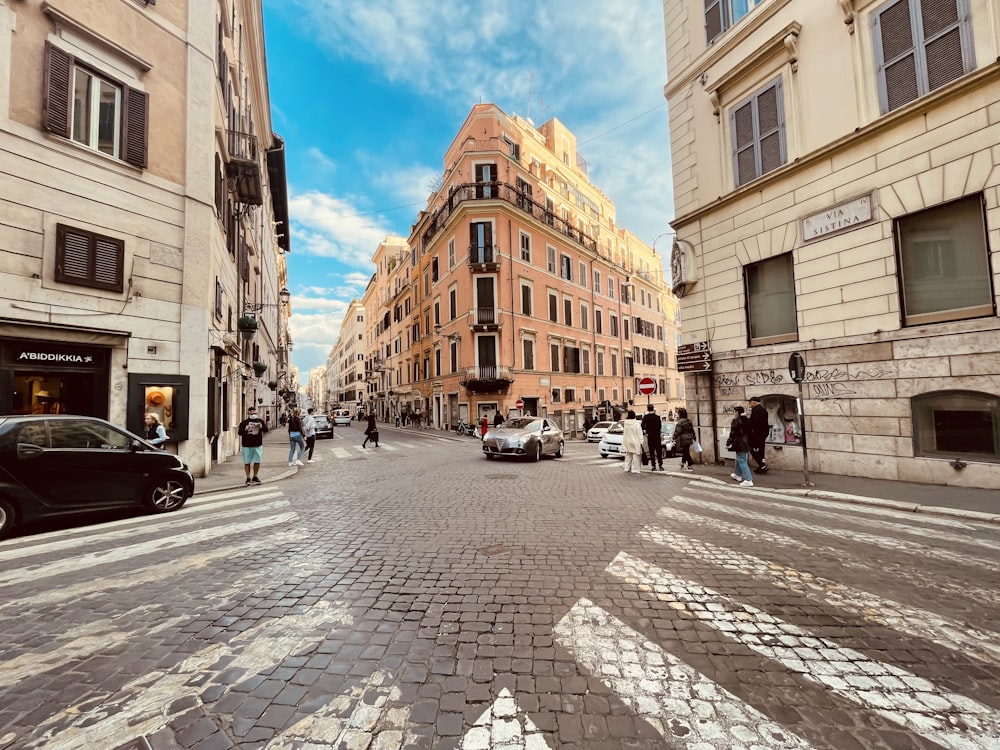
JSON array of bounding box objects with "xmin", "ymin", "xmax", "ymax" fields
[
  {"xmin": 638, "ymin": 377, "xmax": 656, "ymax": 395},
  {"xmin": 515, "ymin": 399, "xmax": 524, "ymax": 409}
]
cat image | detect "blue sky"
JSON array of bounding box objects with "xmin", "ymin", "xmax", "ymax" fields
[{"xmin": 261, "ymin": 0, "xmax": 675, "ymax": 383}]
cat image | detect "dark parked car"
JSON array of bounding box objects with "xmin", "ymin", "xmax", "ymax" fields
[
  {"xmin": 313, "ymin": 414, "xmax": 333, "ymax": 439},
  {"xmin": 0, "ymin": 415, "xmax": 194, "ymax": 540}
]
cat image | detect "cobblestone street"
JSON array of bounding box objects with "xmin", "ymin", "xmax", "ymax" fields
[{"xmin": 1, "ymin": 426, "xmax": 997, "ymax": 749}]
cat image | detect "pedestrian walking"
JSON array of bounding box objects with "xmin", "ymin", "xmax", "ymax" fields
[
  {"xmin": 237, "ymin": 405, "xmax": 267, "ymax": 484},
  {"xmin": 302, "ymin": 407, "xmax": 317, "ymax": 463},
  {"xmin": 641, "ymin": 404, "xmax": 664, "ymax": 471},
  {"xmin": 394, "ymin": 411, "xmax": 401, "ymax": 428},
  {"xmin": 674, "ymin": 407, "xmax": 696, "ymax": 472},
  {"xmin": 748, "ymin": 396, "xmax": 769, "ymax": 473},
  {"xmin": 727, "ymin": 406, "xmax": 754, "ymax": 487},
  {"xmin": 493, "ymin": 410, "xmax": 504, "ymax": 428},
  {"xmin": 143, "ymin": 413, "xmax": 168, "ymax": 447},
  {"xmin": 480, "ymin": 414, "xmax": 490, "ymax": 441},
  {"xmin": 622, "ymin": 414, "xmax": 644, "ymax": 474},
  {"xmin": 287, "ymin": 408, "xmax": 306, "ymax": 466},
  {"xmin": 362, "ymin": 411, "xmax": 379, "ymax": 447}
]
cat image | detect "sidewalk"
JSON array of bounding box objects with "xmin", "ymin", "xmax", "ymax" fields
[{"xmin": 197, "ymin": 426, "xmax": 999, "ymax": 524}]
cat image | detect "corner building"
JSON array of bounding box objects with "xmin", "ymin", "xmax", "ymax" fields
[
  {"xmin": 373, "ymin": 104, "xmax": 680, "ymax": 435},
  {"xmin": 663, "ymin": 0, "xmax": 1000, "ymax": 488}
]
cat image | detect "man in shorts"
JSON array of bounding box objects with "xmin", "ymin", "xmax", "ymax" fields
[{"xmin": 237, "ymin": 406, "xmax": 267, "ymax": 484}]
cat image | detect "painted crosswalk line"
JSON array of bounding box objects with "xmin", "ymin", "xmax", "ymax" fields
[
  {"xmin": 27, "ymin": 599, "xmax": 354, "ymax": 750},
  {"xmin": 462, "ymin": 688, "xmax": 552, "ymax": 750},
  {"xmin": 608, "ymin": 552, "xmax": 1000, "ymax": 750},
  {"xmin": 639, "ymin": 524, "xmax": 1000, "ymax": 665},
  {"xmin": 656, "ymin": 504, "xmax": 1000, "ymax": 605},
  {"xmin": 554, "ymin": 598, "xmax": 815, "ymax": 749}
]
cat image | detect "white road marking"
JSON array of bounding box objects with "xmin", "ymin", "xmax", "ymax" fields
[
  {"xmin": 0, "ymin": 495, "xmax": 287, "ymax": 562},
  {"xmin": 668, "ymin": 494, "xmax": 1000, "ymax": 574},
  {"xmin": 608, "ymin": 552, "xmax": 1000, "ymax": 750},
  {"xmin": 553, "ymin": 599, "xmax": 815, "ymax": 749},
  {"xmin": 462, "ymin": 688, "xmax": 553, "ymax": 750},
  {"xmin": 27, "ymin": 600, "xmax": 354, "ymax": 750},
  {"xmin": 656, "ymin": 506, "xmax": 1000, "ymax": 602},
  {"xmin": 0, "ymin": 512, "xmax": 298, "ymax": 587},
  {"xmin": 332, "ymin": 446, "xmax": 353, "ymax": 459},
  {"xmin": 640, "ymin": 524, "xmax": 1000, "ymax": 665}
]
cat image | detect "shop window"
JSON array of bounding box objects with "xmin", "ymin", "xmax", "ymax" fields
[
  {"xmin": 912, "ymin": 391, "xmax": 999, "ymax": 460},
  {"xmin": 760, "ymin": 394, "xmax": 802, "ymax": 445},
  {"xmin": 56, "ymin": 223, "xmax": 125, "ymax": 293},
  {"xmin": 873, "ymin": 0, "xmax": 973, "ymax": 115},
  {"xmin": 128, "ymin": 374, "xmax": 190, "ymax": 441},
  {"xmin": 896, "ymin": 195, "xmax": 993, "ymax": 326},
  {"xmin": 746, "ymin": 253, "xmax": 797, "ymax": 345}
]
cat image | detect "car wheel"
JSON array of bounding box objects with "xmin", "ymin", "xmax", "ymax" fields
[
  {"xmin": 533, "ymin": 442, "xmax": 542, "ymax": 462},
  {"xmin": 485, "ymin": 453, "xmax": 495, "ymax": 460},
  {"xmin": 144, "ymin": 477, "xmax": 190, "ymax": 513},
  {"xmin": 600, "ymin": 453, "xmax": 608, "ymax": 458},
  {"xmin": 0, "ymin": 499, "xmax": 15, "ymax": 540},
  {"xmin": 554, "ymin": 440, "xmax": 565, "ymax": 459}
]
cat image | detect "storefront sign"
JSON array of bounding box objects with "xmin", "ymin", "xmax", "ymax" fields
[
  {"xmin": 6, "ymin": 342, "xmax": 106, "ymax": 367},
  {"xmin": 802, "ymin": 193, "xmax": 875, "ymax": 242}
]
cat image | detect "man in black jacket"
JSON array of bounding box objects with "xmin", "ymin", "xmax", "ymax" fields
[
  {"xmin": 748, "ymin": 396, "xmax": 769, "ymax": 474},
  {"xmin": 641, "ymin": 404, "xmax": 664, "ymax": 472}
]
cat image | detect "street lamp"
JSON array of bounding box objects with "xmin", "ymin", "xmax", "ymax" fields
[
  {"xmin": 244, "ymin": 287, "xmax": 291, "ymax": 314},
  {"xmin": 433, "ymin": 324, "xmax": 462, "ymax": 343}
]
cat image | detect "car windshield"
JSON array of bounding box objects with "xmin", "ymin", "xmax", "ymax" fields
[
  {"xmin": 663, "ymin": 422, "xmax": 676, "ymax": 436},
  {"xmin": 591, "ymin": 422, "xmax": 612, "ymax": 430},
  {"xmin": 504, "ymin": 418, "xmax": 542, "ymax": 430},
  {"xmin": 607, "ymin": 422, "xmax": 625, "ymax": 434},
  {"xmin": 314, "ymin": 416, "xmax": 329, "ymax": 426}
]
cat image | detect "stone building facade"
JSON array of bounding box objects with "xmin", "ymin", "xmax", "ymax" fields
[
  {"xmin": 662, "ymin": 0, "xmax": 1000, "ymax": 488},
  {"xmin": 0, "ymin": 0, "xmax": 290, "ymax": 476}
]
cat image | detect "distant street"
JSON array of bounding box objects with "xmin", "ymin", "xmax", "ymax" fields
[{"xmin": 1, "ymin": 427, "xmax": 998, "ymax": 749}]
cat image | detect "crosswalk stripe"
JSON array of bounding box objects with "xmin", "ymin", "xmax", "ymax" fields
[
  {"xmin": 608, "ymin": 552, "xmax": 1000, "ymax": 750},
  {"xmin": 639, "ymin": 524, "xmax": 1000, "ymax": 665},
  {"xmin": 669, "ymin": 494, "xmax": 999, "ymax": 573},
  {"xmin": 655, "ymin": 504, "xmax": 1000, "ymax": 604},
  {"xmin": 0, "ymin": 512, "xmax": 298, "ymax": 587},
  {"xmin": 554, "ymin": 598, "xmax": 816, "ymax": 748},
  {"xmin": 27, "ymin": 600, "xmax": 354, "ymax": 750},
  {"xmin": 0, "ymin": 494, "xmax": 287, "ymax": 562},
  {"xmin": 0, "ymin": 530, "xmax": 302, "ymax": 612}
]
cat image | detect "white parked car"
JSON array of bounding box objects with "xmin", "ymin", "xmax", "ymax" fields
[
  {"xmin": 332, "ymin": 409, "xmax": 352, "ymax": 426},
  {"xmin": 586, "ymin": 421, "xmax": 614, "ymax": 443},
  {"xmin": 598, "ymin": 421, "xmax": 625, "ymax": 458}
]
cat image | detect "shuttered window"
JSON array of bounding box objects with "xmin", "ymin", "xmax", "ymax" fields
[
  {"xmin": 43, "ymin": 42, "xmax": 148, "ymax": 168},
  {"xmin": 873, "ymin": 0, "xmax": 972, "ymax": 114},
  {"xmin": 731, "ymin": 78, "xmax": 786, "ymax": 187},
  {"xmin": 706, "ymin": 0, "xmax": 765, "ymax": 44},
  {"xmin": 55, "ymin": 224, "xmax": 125, "ymax": 292}
]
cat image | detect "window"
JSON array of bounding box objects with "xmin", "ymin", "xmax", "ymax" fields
[
  {"xmin": 474, "ymin": 162, "xmax": 496, "ymax": 198},
  {"xmin": 470, "ymin": 222, "xmax": 494, "ymax": 263},
  {"xmin": 593, "ymin": 269, "xmax": 601, "ymax": 293},
  {"xmin": 551, "ymin": 388, "xmax": 561, "ymax": 403},
  {"xmin": 595, "ymin": 309, "xmax": 603, "ymax": 334},
  {"xmin": 732, "ymin": 79, "xmax": 786, "ymax": 187},
  {"xmin": 449, "ymin": 287, "xmax": 458, "ymax": 320},
  {"xmin": 548, "ymin": 293, "xmax": 558, "ymax": 323},
  {"xmin": 582, "ymin": 349, "xmax": 591, "ymax": 375},
  {"xmin": 608, "ymin": 278, "xmax": 615, "ymax": 300},
  {"xmin": 520, "ymin": 232, "xmax": 531, "ymax": 262},
  {"xmin": 560, "ymin": 254, "xmax": 573, "ymax": 281},
  {"xmin": 521, "ymin": 283, "xmax": 533, "ymax": 316},
  {"xmin": 431, "ymin": 257, "xmax": 439, "ymax": 283},
  {"xmin": 746, "ymin": 253, "xmax": 798, "ymax": 345},
  {"xmin": 547, "ymin": 245, "xmax": 557, "ymax": 273},
  {"xmin": 448, "ymin": 239, "xmax": 455, "ymax": 268},
  {"xmin": 597, "ymin": 351, "xmax": 605, "ymax": 376},
  {"xmin": 44, "ymin": 43, "xmax": 148, "ymax": 168},
  {"xmin": 565, "ymin": 388, "xmax": 576, "ymax": 403},
  {"xmin": 215, "ymin": 278, "xmax": 223, "ymax": 320},
  {"xmin": 564, "ymin": 346, "xmax": 580, "ymax": 374},
  {"xmin": 522, "ymin": 339, "xmax": 535, "ymax": 370},
  {"xmin": 580, "ymin": 303, "xmax": 589, "ymax": 331},
  {"xmin": 610, "ymin": 314, "xmax": 619, "ymax": 338},
  {"xmin": 912, "ymin": 391, "xmax": 999, "ymax": 461},
  {"xmin": 611, "ymin": 351, "xmax": 618, "ymax": 377},
  {"xmin": 706, "ymin": 0, "xmax": 767, "ymax": 43},
  {"xmin": 563, "ymin": 298, "xmax": 573, "ymax": 327},
  {"xmin": 897, "ymin": 195, "xmax": 992, "ymax": 325},
  {"xmin": 873, "ymin": 0, "xmax": 973, "ymax": 114},
  {"xmin": 550, "ymin": 343, "xmax": 560, "ymax": 372},
  {"xmin": 55, "ymin": 224, "xmax": 125, "ymax": 292},
  {"xmin": 433, "ymin": 301, "xmax": 440, "ymax": 326}
]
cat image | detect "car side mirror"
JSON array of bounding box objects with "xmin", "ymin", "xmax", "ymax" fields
[{"xmin": 130, "ymin": 440, "xmax": 144, "ymax": 453}]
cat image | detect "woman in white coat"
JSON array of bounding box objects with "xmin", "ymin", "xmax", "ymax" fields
[{"xmin": 622, "ymin": 416, "xmax": 644, "ymax": 474}]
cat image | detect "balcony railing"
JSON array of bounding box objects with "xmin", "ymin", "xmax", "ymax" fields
[
  {"xmin": 458, "ymin": 365, "xmax": 515, "ymax": 389},
  {"xmin": 226, "ymin": 129, "xmax": 262, "ymax": 206},
  {"xmin": 423, "ymin": 181, "xmax": 599, "ymax": 253},
  {"xmin": 475, "ymin": 307, "xmax": 499, "ymax": 327},
  {"xmin": 468, "ymin": 244, "xmax": 501, "ymax": 271}
]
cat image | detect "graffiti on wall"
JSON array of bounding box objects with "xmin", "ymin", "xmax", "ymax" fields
[{"xmin": 714, "ymin": 366, "xmax": 894, "ymax": 401}]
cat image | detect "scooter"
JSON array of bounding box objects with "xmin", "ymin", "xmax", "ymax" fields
[{"xmin": 455, "ymin": 419, "xmax": 477, "ymax": 437}]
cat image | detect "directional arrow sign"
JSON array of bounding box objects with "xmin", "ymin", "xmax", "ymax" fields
[
  {"xmin": 676, "ymin": 352, "xmax": 711, "ymax": 362},
  {"xmin": 678, "ymin": 360, "xmax": 713, "ymax": 372}
]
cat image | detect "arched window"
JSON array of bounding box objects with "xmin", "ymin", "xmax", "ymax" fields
[{"xmin": 912, "ymin": 391, "xmax": 1000, "ymax": 461}]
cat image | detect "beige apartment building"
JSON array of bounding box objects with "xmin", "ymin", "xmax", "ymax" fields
[
  {"xmin": 325, "ymin": 298, "xmax": 366, "ymax": 415},
  {"xmin": 663, "ymin": 0, "xmax": 1000, "ymax": 487},
  {"xmin": 350, "ymin": 104, "xmax": 681, "ymax": 436},
  {"xmin": 0, "ymin": 0, "xmax": 290, "ymax": 476}
]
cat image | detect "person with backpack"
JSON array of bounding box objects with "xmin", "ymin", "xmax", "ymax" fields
[
  {"xmin": 674, "ymin": 407, "xmax": 696, "ymax": 472},
  {"xmin": 237, "ymin": 406, "xmax": 267, "ymax": 485},
  {"xmin": 727, "ymin": 405, "xmax": 754, "ymax": 487}
]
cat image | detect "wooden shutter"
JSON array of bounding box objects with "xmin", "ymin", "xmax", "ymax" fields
[
  {"xmin": 875, "ymin": 0, "xmax": 919, "ymax": 112},
  {"xmin": 757, "ymin": 82, "xmax": 784, "ymax": 176},
  {"xmin": 732, "ymin": 100, "xmax": 757, "ymax": 186},
  {"xmin": 55, "ymin": 223, "xmax": 124, "ymax": 292},
  {"xmin": 122, "ymin": 86, "xmax": 148, "ymax": 168},
  {"xmin": 43, "ymin": 43, "xmax": 72, "ymax": 138},
  {"xmin": 705, "ymin": 0, "xmax": 724, "ymax": 43},
  {"xmin": 921, "ymin": 0, "xmax": 965, "ymax": 92}
]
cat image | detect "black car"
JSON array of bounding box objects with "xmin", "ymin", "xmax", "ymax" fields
[
  {"xmin": 313, "ymin": 414, "xmax": 333, "ymax": 439},
  {"xmin": 0, "ymin": 415, "xmax": 195, "ymax": 540}
]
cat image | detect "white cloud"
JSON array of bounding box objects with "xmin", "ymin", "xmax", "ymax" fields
[
  {"xmin": 372, "ymin": 164, "xmax": 441, "ymax": 208},
  {"xmin": 288, "ymin": 189, "xmax": 392, "ymax": 268}
]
